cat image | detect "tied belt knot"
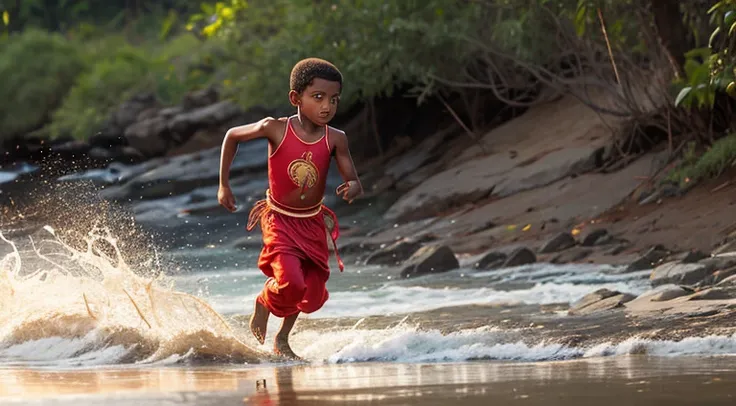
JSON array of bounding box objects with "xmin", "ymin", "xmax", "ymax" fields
[{"xmin": 247, "ymin": 189, "xmax": 344, "ymax": 271}]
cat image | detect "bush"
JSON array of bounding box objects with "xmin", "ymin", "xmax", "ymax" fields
[
  {"xmin": 49, "ymin": 33, "xmax": 219, "ymax": 139},
  {"xmin": 667, "ymin": 134, "xmax": 736, "ymax": 186},
  {"xmin": 0, "ymin": 29, "xmax": 85, "ymax": 140},
  {"xmin": 49, "ymin": 47, "xmax": 158, "ymax": 139}
]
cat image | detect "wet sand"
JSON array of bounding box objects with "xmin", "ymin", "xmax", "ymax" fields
[{"xmin": 1, "ymin": 356, "xmax": 735, "ymax": 405}]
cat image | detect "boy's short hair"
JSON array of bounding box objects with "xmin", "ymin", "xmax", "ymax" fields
[{"xmin": 290, "ymin": 58, "xmax": 343, "ymax": 94}]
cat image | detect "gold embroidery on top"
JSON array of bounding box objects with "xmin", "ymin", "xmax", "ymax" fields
[{"xmin": 287, "ymin": 151, "xmax": 320, "ymax": 199}]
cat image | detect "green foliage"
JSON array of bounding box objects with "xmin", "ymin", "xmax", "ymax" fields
[
  {"xmin": 49, "ymin": 33, "xmax": 220, "ymax": 139},
  {"xmin": 48, "ymin": 47, "xmax": 157, "ymax": 139},
  {"xmin": 667, "ymin": 135, "xmax": 736, "ymax": 185},
  {"xmin": 675, "ymin": 0, "xmax": 736, "ymax": 109},
  {"xmin": 0, "ymin": 29, "xmax": 84, "ymax": 140},
  {"xmin": 188, "ymin": 0, "xmax": 647, "ymax": 112}
]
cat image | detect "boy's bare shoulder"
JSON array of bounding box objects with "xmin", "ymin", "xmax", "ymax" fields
[
  {"xmin": 261, "ymin": 116, "xmax": 288, "ymax": 138},
  {"xmin": 327, "ymin": 125, "xmax": 347, "ymax": 144}
]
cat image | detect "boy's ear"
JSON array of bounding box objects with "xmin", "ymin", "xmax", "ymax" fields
[{"xmin": 288, "ymin": 90, "xmax": 300, "ymax": 107}]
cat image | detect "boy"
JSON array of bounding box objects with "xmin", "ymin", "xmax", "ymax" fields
[{"xmin": 217, "ymin": 58, "xmax": 363, "ymax": 359}]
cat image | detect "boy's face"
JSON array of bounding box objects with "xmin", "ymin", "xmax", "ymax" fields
[{"xmin": 291, "ymin": 78, "xmax": 341, "ymax": 126}]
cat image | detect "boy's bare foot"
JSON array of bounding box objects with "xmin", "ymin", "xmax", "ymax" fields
[
  {"xmin": 249, "ymin": 299, "xmax": 269, "ymax": 345},
  {"xmin": 274, "ymin": 334, "xmax": 302, "ymax": 360}
]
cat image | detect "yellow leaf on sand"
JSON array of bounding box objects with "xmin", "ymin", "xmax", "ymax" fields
[
  {"xmin": 522, "ymin": 224, "xmax": 531, "ymax": 231},
  {"xmin": 571, "ymin": 228, "xmax": 581, "ymax": 236},
  {"xmin": 506, "ymin": 225, "xmax": 517, "ymax": 231}
]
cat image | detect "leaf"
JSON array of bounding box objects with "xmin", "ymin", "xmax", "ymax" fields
[
  {"xmin": 675, "ymin": 86, "xmax": 693, "ymax": 107},
  {"xmin": 2, "ymin": 11, "xmax": 8, "ymax": 26},
  {"xmin": 708, "ymin": 1, "xmax": 724, "ymax": 15},
  {"xmin": 574, "ymin": 1, "xmax": 587, "ymax": 37},
  {"xmin": 709, "ymin": 26, "xmax": 721, "ymax": 48}
]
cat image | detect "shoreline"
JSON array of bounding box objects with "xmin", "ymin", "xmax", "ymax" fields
[{"xmin": 2, "ymin": 357, "xmax": 736, "ymax": 405}]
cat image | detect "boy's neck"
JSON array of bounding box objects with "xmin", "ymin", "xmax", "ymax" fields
[{"xmin": 296, "ymin": 110, "xmax": 324, "ymax": 135}]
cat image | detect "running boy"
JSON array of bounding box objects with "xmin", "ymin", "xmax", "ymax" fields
[{"xmin": 217, "ymin": 58, "xmax": 363, "ymax": 359}]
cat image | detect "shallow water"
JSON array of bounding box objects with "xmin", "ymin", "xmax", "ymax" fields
[
  {"xmin": 3, "ymin": 223, "xmax": 736, "ymax": 403},
  {"xmin": 2, "ymin": 356, "xmax": 736, "ymax": 405}
]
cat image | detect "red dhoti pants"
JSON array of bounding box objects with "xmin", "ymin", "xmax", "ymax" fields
[{"xmin": 247, "ymin": 195, "xmax": 343, "ymax": 318}]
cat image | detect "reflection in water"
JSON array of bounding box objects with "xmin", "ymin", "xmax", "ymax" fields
[{"xmin": 1, "ymin": 357, "xmax": 736, "ymax": 405}]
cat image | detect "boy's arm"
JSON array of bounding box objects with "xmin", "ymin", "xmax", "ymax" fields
[
  {"xmin": 218, "ymin": 117, "xmax": 282, "ymax": 212},
  {"xmin": 219, "ymin": 117, "xmax": 279, "ymax": 189},
  {"xmin": 332, "ymin": 130, "xmax": 363, "ymax": 200}
]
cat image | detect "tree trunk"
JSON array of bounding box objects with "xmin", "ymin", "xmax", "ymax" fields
[{"xmin": 650, "ymin": 0, "xmax": 691, "ymax": 76}]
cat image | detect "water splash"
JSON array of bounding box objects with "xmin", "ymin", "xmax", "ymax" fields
[{"xmin": 0, "ymin": 226, "xmax": 274, "ymax": 367}]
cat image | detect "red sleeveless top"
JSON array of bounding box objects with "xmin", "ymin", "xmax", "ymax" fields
[{"xmin": 268, "ymin": 116, "xmax": 332, "ymax": 205}]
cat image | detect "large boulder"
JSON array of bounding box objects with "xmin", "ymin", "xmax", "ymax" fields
[
  {"xmin": 503, "ymin": 247, "xmax": 537, "ymax": 267},
  {"xmin": 539, "ymin": 231, "xmax": 576, "ymax": 253},
  {"xmin": 124, "ymin": 116, "xmax": 171, "ymax": 158},
  {"xmin": 649, "ymin": 262, "xmax": 714, "ymax": 287},
  {"xmin": 568, "ymin": 288, "xmax": 635, "ymax": 315},
  {"xmin": 400, "ymin": 245, "xmax": 459, "ymax": 279},
  {"xmin": 365, "ymin": 240, "xmax": 422, "ymax": 266},
  {"xmin": 625, "ymin": 245, "xmax": 670, "ymax": 272}
]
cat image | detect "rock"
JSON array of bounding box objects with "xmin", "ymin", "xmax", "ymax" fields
[
  {"xmin": 689, "ymin": 287, "xmax": 736, "ymax": 301},
  {"xmin": 716, "ymin": 273, "xmax": 736, "ymax": 287},
  {"xmin": 89, "ymin": 133, "xmax": 128, "ymax": 149},
  {"xmin": 124, "ymin": 116, "xmax": 171, "ymax": 158},
  {"xmin": 100, "ymin": 140, "xmax": 270, "ymax": 201},
  {"xmin": 625, "ymin": 245, "xmax": 669, "ymax": 272},
  {"xmin": 88, "ymin": 147, "xmax": 114, "ymax": 162},
  {"xmin": 181, "ymin": 86, "xmax": 219, "ymax": 110},
  {"xmin": 712, "ymin": 240, "xmax": 736, "ymax": 257},
  {"xmin": 550, "ymin": 247, "xmax": 593, "ymax": 264},
  {"xmin": 649, "ymin": 285, "xmax": 691, "ymax": 302},
  {"xmin": 503, "ymin": 247, "xmax": 537, "ymax": 267},
  {"xmin": 649, "ymin": 262, "xmax": 714, "ymax": 287},
  {"xmin": 384, "ymin": 145, "xmax": 606, "ymax": 222},
  {"xmin": 681, "ymin": 250, "xmax": 709, "ymax": 263},
  {"xmin": 703, "ymin": 266, "xmax": 736, "ymax": 286},
  {"xmin": 168, "ymin": 101, "xmax": 242, "ymax": 137},
  {"xmin": 568, "ymin": 289, "xmax": 635, "ymax": 315},
  {"xmin": 605, "ymin": 243, "xmax": 629, "ymax": 256},
  {"xmin": 400, "ymin": 245, "xmax": 459, "ymax": 279},
  {"xmin": 571, "ymin": 288, "xmax": 619, "ymax": 308},
  {"xmin": 51, "ymin": 140, "xmax": 90, "ymax": 159},
  {"xmin": 581, "ymin": 229, "xmax": 611, "ymax": 246},
  {"xmin": 474, "ymin": 251, "xmax": 507, "ymax": 270},
  {"xmin": 700, "ymin": 256, "xmax": 736, "ymax": 271},
  {"xmin": 105, "ymin": 92, "xmax": 160, "ymax": 135},
  {"xmin": 365, "ymin": 240, "xmax": 422, "ymax": 266},
  {"xmin": 159, "ymin": 106, "xmax": 185, "ymax": 118},
  {"xmin": 539, "ymin": 232, "xmax": 576, "ymax": 253}
]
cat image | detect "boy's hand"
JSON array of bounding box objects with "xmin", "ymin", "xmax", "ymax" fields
[
  {"xmin": 336, "ymin": 181, "xmax": 362, "ymax": 204},
  {"xmin": 218, "ymin": 186, "xmax": 237, "ymax": 212}
]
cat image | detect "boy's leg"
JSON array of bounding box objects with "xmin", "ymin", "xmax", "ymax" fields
[
  {"xmin": 252, "ymin": 253, "xmax": 306, "ymax": 344},
  {"xmin": 274, "ymin": 264, "xmax": 328, "ymax": 359},
  {"xmin": 274, "ymin": 312, "xmax": 300, "ymax": 359}
]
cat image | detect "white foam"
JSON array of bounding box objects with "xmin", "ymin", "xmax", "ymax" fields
[
  {"xmin": 311, "ymin": 281, "xmax": 647, "ymax": 319},
  {"xmin": 292, "ymin": 325, "xmax": 736, "ymax": 364},
  {"xmin": 0, "ymin": 227, "xmax": 271, "ymax": 368}
]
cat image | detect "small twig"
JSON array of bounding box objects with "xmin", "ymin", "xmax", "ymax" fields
[
  {"xmin": 123, "ymin": 288, "xmax": 152, "ymax": 329},
  {"xmin": 597, "ymin": 8, "xmax": 621, "ymax": 85},
  {"xmin": 711, "ymin": 181, "xmax": 731, "ymax": 193},
  {"xmin": 83, "ymin": 293, "xmax": 96, "ymax": 320}
]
